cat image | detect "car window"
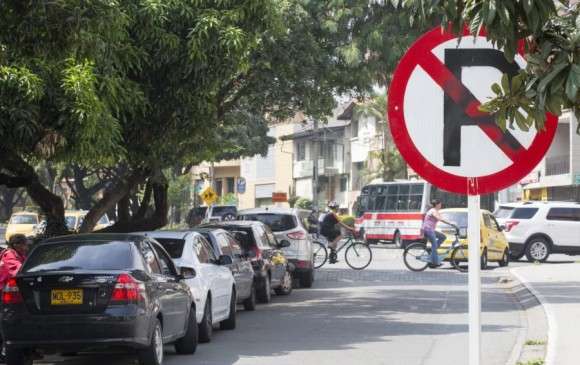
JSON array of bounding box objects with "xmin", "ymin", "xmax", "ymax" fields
[
  {"xmin": 23, "ymin": 241, "xmax": 133, "ymax": 273},
  {"xmin": 216, "ymin": 233, "xmax": 233, "ymax": 256},
  {"xmin": 65, "ymin": 216, "xmax": 77, "ymax": 230},
  {"xmin": 97, "ymin": 215, "xmax": 109, "ymax": 225},
  {"xmin": 154, "ymin": 238, "xmax": 186, "ymax": 259},
  {"xmin": 195, "ymin": 237, "xmax": 217, "ymax": 263},
  {"xmin": 239, "ymin": 213, "xmax": 297, "ymax": 232},
  {"xmin": 150, "ymin": 242, "xmax": 174, "ymax": 276},
  {"xmin": 226, "ymin": 234, "xmax": 242, "ymax": 256},
  {"xmin": 482, "ymin": 213, "xmax": 492, "ymax": 228},
  {"xmin": 511, "ymin": 207, "xmax": 539, "ymax": 219},
  {"xmin": 490, "ymin": 216, "xmax": 501, "ymax": 231},
  {"xmin": 10, "ymin": 214, "xmax": 38, "ymax": 225},
  {"xmin": 140, "ymin": 242, "xmax": 161, "ymax": 274},
  {"xmin": 254, "ymin": 226, "xmax": 272, "ymax": 249},
  {"xmin": 438, "ymin": 211, "xmax": 467, "ymax": 229},
  {"xmin": 264, "ymin": 226, "xmax": 277, "ymax": 246},
  {"xmin": 546, "ymin": 207, "xmax": 580, "ymax": 222},
  {"xmin": 494, "ymin": 206, "xmax": 515, "ymax": 219}
]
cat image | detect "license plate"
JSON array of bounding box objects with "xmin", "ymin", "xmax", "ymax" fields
[{"xmin": 51, "ymin": 289, "xmax": 83, "ymax": 305}]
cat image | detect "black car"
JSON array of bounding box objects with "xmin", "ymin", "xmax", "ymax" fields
[
  {"xmin": 187, "ymin": 205, "xmax": 237, "ymax": 227},
  {"xmin": 202, "ymin": 222, "xmax": 293, "ymax": 303},
  {"xmin": 1, "ymin": 234, "xmax": 197, "ymax": 365},
  {"xmin": 192, "ymin": 228, "xmax": 256, "ymax": 310}
]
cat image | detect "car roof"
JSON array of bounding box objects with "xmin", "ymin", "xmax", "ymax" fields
[
  {"xmin": 238, "ymin": 207, "xmax": 309, "ymax": 215},
  {"xmin": 440, "ymin": 208, "xmax": 493, "ymax": 214},
  {"xmin": 41, "ymin": 233, "xmax": 145, "ymax": 245},
  {"xmin": 515, "ymin": 201, "xmax": 580, "ymax": 207},
  {"xmin": 191, "ymin": 227, "xmax": 229, "ymax": 235},
  {"xmin": 201, "ymin": 221, "xmax": 261, "ymax": 228},
  {"xmin": 136, "ymin": 230, "xmax": 200, "ymax": 240}
]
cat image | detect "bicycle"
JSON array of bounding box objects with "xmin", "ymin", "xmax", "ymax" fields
[
  {"xmin": 312, "ymin": 232, "xmax": 372, "ymax": 270},
  {"xmin": 402, "ymin": 228, "xmax": 469, "ymax": 272}
]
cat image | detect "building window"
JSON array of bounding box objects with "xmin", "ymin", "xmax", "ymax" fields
[
  {"xmin": 340, "ymin": 176, "xmax": 348, "ymax": 192},
  {"xmin": 214, "ymin": 179, "xmax": 223, "ymax": 197},
  {"xmin": 352, "ymin": 120, "xmax": 359, "ymax": 138},
  {"xmin": 296, "ymin": 142, "xmax": 306, "ymax": 161},
  {"xmin": 226, "ymin": 177, "xmax": 235, "ymax": 194}
]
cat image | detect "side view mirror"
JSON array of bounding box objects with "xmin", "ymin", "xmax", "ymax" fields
[
  {"xmin": 499, "ymin": 225, "xmax": 505, "ymax": 232},
  {"xmin": 218, "ymin": 255, "xmax": 233, "ymax": 266},
  {"xmin": 179, "ymin": 266, "xmax": 196, "ymax": 279},
  {"xmin": 277, "ymin": 240, "xmax": 291, "ymax": 248}
]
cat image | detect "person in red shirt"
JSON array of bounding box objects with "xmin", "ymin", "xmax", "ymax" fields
[{"xmin": 0, "ymin": 234, "xmax": 29, "ymax": 291}]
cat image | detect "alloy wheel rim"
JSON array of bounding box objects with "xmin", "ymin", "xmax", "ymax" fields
[
  {"xmin": 154, "ymin": 325, "xmax": 163, "ymax": 364},
  {"xmin": 530, "ymin": 242, "xmax": 547, "ymax": 260}
]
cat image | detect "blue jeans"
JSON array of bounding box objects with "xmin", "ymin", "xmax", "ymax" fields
[{"xmin": 424, "ymin": 230, "xmax": 446, "ymax": 265}]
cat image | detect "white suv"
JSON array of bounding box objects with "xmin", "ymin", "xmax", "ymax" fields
[{"xmin": 495, "ymin": 201, "xmax": 580, "ymax": 262}]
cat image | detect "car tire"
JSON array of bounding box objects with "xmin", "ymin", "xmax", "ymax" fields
[
  {"xmin": 274, "ymin": 270, "xmax": 293, "ymax": 296},
  {"xmin": 5, "ymin": 348, "xmax": 32, "ymax": 365},
  {"xmin": 137, "ymin": 319, "xmax": 163, "ymax": 365},
  {"xmin": 220, "ymin": 289, "xmax": 237, "ymax": 330},
  {"xmin": 175, "ymin": 307, "xmax": 198, "ymax": 355},
  {"xmin": 243, "ymin": 284, "xmax": 256, "ymax": 311},
  {"xmin": 525, "ymin": 237, "xmax": 551, "ymax": 263},
  {"xmin": 480, "ymin": 249, "xmax": 488, "ymax": 270},
  {"xmin": 256, "ymin": 276, "xmax": 271, "ymax": 303},
  {"xmin": 299, "ymin": 270, "xmax": 314, "ymax": 288},
  {"xmin": 198, "ymin": 298, "xmax": 213, "ymax": 343},
  {"xmin": 499, "ymin": 249, "xmax": 510, "ymax": 267},
  {"xmin": 393, "ymin": 231, "xmax": 403, "ymax": 249}
]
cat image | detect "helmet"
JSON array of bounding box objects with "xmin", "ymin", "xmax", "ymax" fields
[{"xmin": 327, "ymin": 201, "xmax": 339, "ymax": 209}]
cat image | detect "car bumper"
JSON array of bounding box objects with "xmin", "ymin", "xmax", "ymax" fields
[
  {"xmin": 288, "ymin": 259, "xmax": 312, "ymax": 273},
  {"xmin": 508, "ymin": 242, "xmax": 525, "ymax": 256},
  {"xmin": 2, "ymin": 310, "xmax": 151, "ymax": 350}
]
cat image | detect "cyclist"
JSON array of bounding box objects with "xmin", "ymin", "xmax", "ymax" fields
[
  {"xmin": 422, "ymin": 199, "xmax": 456, "ymax": 268},
  {"xmin": 320, "ymin": 201, "xmax": 355, "ymax": 264}
]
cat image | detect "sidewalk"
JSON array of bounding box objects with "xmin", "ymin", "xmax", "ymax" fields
[{"xmin": 511, "ymin": 263, "xmax": 580, "ymax": 365}]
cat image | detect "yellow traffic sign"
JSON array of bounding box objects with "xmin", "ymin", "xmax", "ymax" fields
[{"xmin": 199, "ymin": 186, "xmax": 218, "ymax": 206}]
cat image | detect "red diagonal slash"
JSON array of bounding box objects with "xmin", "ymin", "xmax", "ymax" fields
[{"xmin": 418, "ymin": 52, "xmax": 524, "ymax": 162}]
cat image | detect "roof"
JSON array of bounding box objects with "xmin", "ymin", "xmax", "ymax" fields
[
  {"xmin": 516, "ymin": 201, "xmax": 580, "ymax": 207},
  {"xmin": 238, "ymin": 207, "xmax": 309, "ymax": 215},
  {"xmin": 279, "ymin": 125, "xmax": 346, "ymax": 141},
  {"xmin": 41, "ymin": 233, "xmax": 145, "ymax": 244},
  {"xmin": 336, "ymin": 101, "xmax": 357, "ymax": 120}
]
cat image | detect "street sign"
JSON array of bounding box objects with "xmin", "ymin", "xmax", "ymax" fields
[
  {"xmin": 388, "ymin": 26, "xmax": 557, "ymax": 196},
  {"xmin": 388, "ymin": 26, "xmax": 558, "ymax": 365},
  {"xmin": 272, "ymin": 192, "xmax": 288, "ymax": 203},
  {"xmin": 237, "ymin": 177, "xmax": 246, "ymax": 194},
  {"xmin": 199, "ymin": 186, "xmax": 218, "ymax": 206}
]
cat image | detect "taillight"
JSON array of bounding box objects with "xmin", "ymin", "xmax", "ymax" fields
[
  {"xmin": 3, "ymin": 278, "xmax": 23, "ymax": 305},
  {"xmin": 287, "ymin": 231, "xmax": 306, "ymax": 240},
  {"xmin": 111, "ymin": 274, "xmax": 145, "ymax": 303},
  {"xmin": 504, "ymin": 221, "xmax": 519, "ymax": 232}
]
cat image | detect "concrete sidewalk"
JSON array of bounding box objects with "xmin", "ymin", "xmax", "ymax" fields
[{"xmin": 511, "ymin": 263, "xmax": 580, "ymax": 365}]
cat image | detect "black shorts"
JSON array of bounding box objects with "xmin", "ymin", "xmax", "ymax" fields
[{"xmin": 322, "ymin": 229, "xmax": 341, "ymax": 242}]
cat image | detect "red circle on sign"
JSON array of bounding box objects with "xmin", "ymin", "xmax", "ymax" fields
[{"xmin": 388, "ymin": 26, "xmax": 557, "ymax": 195}]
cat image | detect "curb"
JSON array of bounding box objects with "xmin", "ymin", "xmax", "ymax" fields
[{"xmin": 510, "ymin": 268, "xmax": 555, "ymax": 365}]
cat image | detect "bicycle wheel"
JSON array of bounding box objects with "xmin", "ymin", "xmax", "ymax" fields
[
  {"xmin": 312, "ymin": 241, "xmax": 328, "ymax": 269},
  {"xmin": 450, "ymin": 244, "xmax": 469, "ymax": 272},
  {"xmin": 403, "ymin": 242, "xmax": 430, "ymax": 272},
  {"xmin": 345, "ymin": 241, "xmax": 372, "ymax": 270}
]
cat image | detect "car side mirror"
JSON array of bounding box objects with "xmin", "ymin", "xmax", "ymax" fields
[
  {"xmin": 277, "ymin": 240, "xmax": 291, "ymax": 248},
  {"xmin": 218, "ymin": 255, "xmax": 233, "ymax": 266},
  {"xmin": 499, "ymin": 225, "xmax": 505, "ymax": 232},
  {"xmin": 179, "ymin": 266, "xmax": 196, "ymax": 279}
]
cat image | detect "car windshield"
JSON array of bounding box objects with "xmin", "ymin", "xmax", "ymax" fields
[
  {"xmin": 64, "ymin": 216, "xmax": 78, "ymax": 230},
  {"xmin": 22, "ymin": 241, "xmax": 133, "ymax": 273},
  {"xmin": 10, "ymin": 214, "xmax": 38, "ymax": 225},
  {"xmin": 212, "ymin": 206, "xmax": 234, "ymax": 215},
  {"xmin": 494, "ymin": 206, "xmax": 515, "ymax": 219},
  {"xmin": 97, "ymin": 215, "xmax": 109, "ymax": 225},
  {"xmin": 438, "ymin": 211, "xmax": 468, "ymax": 229},
  {"xmin": 154, "ymin": 238, "xmax": 186, "ymax": 259},
  {"xmin": 239, "ymin": 214, "xmax": 296, "ymax": 232}
]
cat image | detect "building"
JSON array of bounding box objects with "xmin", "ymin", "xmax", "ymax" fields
[{"xmin": 522, "ymin": 110, "xmax": 580, "ymax": 201}]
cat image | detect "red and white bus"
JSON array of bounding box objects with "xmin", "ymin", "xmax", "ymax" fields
[{"xmin": 354, "ymin": 180, "xmax": 495, "ymax": 247}]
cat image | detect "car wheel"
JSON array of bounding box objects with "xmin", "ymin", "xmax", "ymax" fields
[
  {"xmin": 137, "ymin": 319, "xmax": 163, "ymax": 365},
  {"xmin": 525, "ymin": 238, "xmax": 550, "ymax": 262},
  {"xmin": 198, "ymin": 298, "xmax": 213, "ymax": 343},
  {"xmin": 393, "ymin": 231, "xmax": 403, "ymax": 249},
  {"xmin": 220, "ymin": 288, "xmax": 237, "ymax": 330},
  {"xmin": 499, "ymin": 249, "xmax": 510, "ymax": 267},
  {"xmin": 274, "ymin": 270, "xmax": 293, "ymax": 296},
  {"xmin": 5, "ymin": 348, "xmax": 33, "ymax": 365},
  {"xmin": 243, "ymin": 284, "xmax": 256, "ymax": 311},
  {"xmin": 299, "ymin": 270, "xmax": 314, "ymax": 288},
  {"xmin": 175, "ymin": 306, "xmax": 198, "ymax": 354},
  {"xmin": 480, "ymin": 249, "xmax": 488, "ymax": 270},
  {"xmin": 256, "ymin": 276, "xmax": 271, "ymax": 303}
]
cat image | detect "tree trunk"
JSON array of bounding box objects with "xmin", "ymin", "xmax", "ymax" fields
[
  {"xmin": 26, "ymin": 177, "xmax": 67, "ymax": 238},
  {"xmin": 0, "ymin": 187, "xmax": 25, "ymax": 221}
]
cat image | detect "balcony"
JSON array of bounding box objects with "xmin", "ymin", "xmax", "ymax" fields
[
  {"xmin": 545, "ymin": 155, "xmax": 570, "ymax": 176},
  {"xmin": 294, "ymin": 159, "xmax": 344, "ymax": 178}
]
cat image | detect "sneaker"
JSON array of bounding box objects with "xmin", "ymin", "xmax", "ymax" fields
[{"xmin": 428, "ymin": 263, "xmax": 442, "ymax": 269}]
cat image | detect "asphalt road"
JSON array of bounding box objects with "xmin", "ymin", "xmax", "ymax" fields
[{"xmin": 36, "ymin": 246, "xmax": 576, "ymax": 365}]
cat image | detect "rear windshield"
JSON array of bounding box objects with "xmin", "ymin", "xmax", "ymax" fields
[
  {"xmin": 494, "ymin": 206, "xmax": 515, "ymax": 219},
  {"xmin": 23, "ymin": 241, "xmax": 132, "ymax": 273},
  {"xmin": 154, "ymin": 238, "xmax": 186, "ymax": 259},
  {"xmin": 511, "ymin": 207, "xmax": 538, "ymax": 219},
  {"xmin": 438, "ymin": 212, "xmax": 468, "ymax": 229},
  {"xmin": 10, "ymin": 215, "xmax": 38, "ymax": 225},
  {"xmin": 212, "ymin": 206, "xmax": 235, "ymax": 215},
  {"xmin": 238, "ymin": 214, "xmax": 297, "ymax": 232}
]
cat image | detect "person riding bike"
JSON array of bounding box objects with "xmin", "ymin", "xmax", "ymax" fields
[
  {"xmin": 320, "ymin": 201, "xmax": 355, "ymax": 264},
  {"xmin": 422, "ymin": 199, "xmax": 457, "ymax": 268}
]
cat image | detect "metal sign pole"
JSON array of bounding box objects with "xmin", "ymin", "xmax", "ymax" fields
[{"xmin": 468, "ymin": 194, "xmax": 481, "ymax": 365}]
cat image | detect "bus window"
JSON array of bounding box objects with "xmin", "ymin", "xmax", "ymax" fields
[
  {"xmin": 374, "ymin": 195, "xmax": 386, "ymax": 211},
  {"xmin": 411, "ymin": 184, "xmax": 423, "ymax": 194},
  {"xmin": 399, "ymin": 184, "xmax": 410, "ymax": 195},
  {"xmin": 397, "ymin": 198, "xmax": 409, "ymax": 211},
  {"xmin": 387, "ymin": 184, "xmax": 398, "ymax": 195},
  {"xmin": 409, "ymin": 195, "xmax": 422, "ymax": 210},
  {"xmin": 386, "ymin": 195, "xmax": 397, "ymax": 210}
]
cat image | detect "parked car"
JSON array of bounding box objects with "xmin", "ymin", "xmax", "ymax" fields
[
  {"xmin": 202, "ymin": 221, "xmax": 293, "ymax": 303},
  {"xmin": 192, "ymin": 227, "xmax": 256, "ymax": 310},
  {"xmin": 187, "ymin": 205, "xmax": 237, "ymax": 227},
  {"xmin": 237, "ymin": 208, "xmax": 315, "ymax": 288},
  {"xmin": 437, "ymin": 208, "xmax": 510, "ymax": 268},
  {"xmin": 5, "ymin": 211, "xmax": 39, "ymax": 241},
  {"xmin": 64, "ymin": 210, "xmax": 112, "ymax": 232},
  {"xmin": 2, "ymin": 233, "xmax": 196, "ymax": 365},
  {"xmin": 139, "ymin": 231, "xmax": 237, "ymax": 343},
  {"xmin": 495, "ymin": 201, "xmax": 580, "ymax": 262}
]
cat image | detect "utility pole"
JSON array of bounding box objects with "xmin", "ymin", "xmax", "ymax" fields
[{"xmin": 312, "ymin": 119, "xmax": 319, "ymax": 215}]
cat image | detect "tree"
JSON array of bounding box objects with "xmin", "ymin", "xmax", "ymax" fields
[{"xmin": 401, "ymin": 0, "xmax": 580, "ymax": 132}]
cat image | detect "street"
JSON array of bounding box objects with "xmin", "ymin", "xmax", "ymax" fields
[{"xmin": 37, "ymin": 245, "xmax": 574, "ymax": 365}]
